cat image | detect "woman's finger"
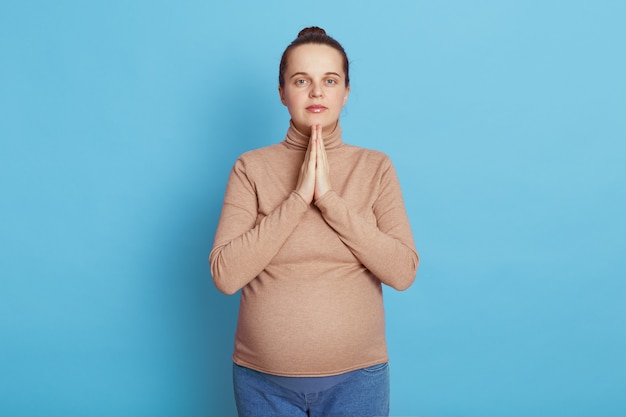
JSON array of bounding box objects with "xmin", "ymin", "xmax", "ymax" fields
[
  {"xmin": 314, "ymin": 125, "xmax": 331, "ymax": 199},
  {"xmin": 294, "ymin": 125, "xmax": 317, "ymax": 203}
]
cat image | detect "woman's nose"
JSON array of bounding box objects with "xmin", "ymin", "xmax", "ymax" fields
[{"xmin": 309, "ymin": 83, "xmax": 323, "ymax": 98}]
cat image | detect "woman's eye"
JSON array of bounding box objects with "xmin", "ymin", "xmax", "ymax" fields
[
  {"xmin": 326, "ymin": 79, "xmax": 336, "ymax": 85},
  {"xmin": 296, "ymin": 79, "xmax": 307, "ymax": 85}
]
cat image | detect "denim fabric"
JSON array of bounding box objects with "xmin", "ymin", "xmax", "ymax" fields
[
  {"xmin": 261, "ymin": 368, "xmax": 360, "ymax": 393},
  {"xmin": 233, "ymin": 362, "xmax": 390, "ymax": 417}
]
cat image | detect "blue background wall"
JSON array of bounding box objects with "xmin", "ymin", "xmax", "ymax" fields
[{"xmin": 1, "ymin": 1, "xmax": 625, "ymax": 416}]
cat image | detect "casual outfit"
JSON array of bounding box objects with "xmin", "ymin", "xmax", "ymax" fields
[{"xmin": 210, "ymin": 121, "xmax": 418, "ymax": 416}]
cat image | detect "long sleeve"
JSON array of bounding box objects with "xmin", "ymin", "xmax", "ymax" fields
[
  {"xmin": 209, "ymin": 157, "xmax": 309, "ymax": 295},
  {"xmin": 208, "ymin": 124, "xmax": 419, "ymax": 376},
  {"xmin": 315, "ymin": 156, "xmax": 419, "ymax": 290}
]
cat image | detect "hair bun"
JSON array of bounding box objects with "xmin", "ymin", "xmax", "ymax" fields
[{"xmin": 297, "ymin": 26, "xmax": 327, "ymax": 38}]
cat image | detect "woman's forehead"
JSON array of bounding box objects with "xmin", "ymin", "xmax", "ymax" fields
[{"xmin": 286, "ymin": 44, "xmax": 344, "ymax": 73}]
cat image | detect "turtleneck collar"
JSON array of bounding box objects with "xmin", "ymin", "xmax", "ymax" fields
[{"xmin": 283, "ymin": 120, "xmax": 343, "ymax": 151}]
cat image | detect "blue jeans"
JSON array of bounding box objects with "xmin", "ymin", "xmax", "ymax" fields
[{"xmin": 233, "ymin": 362, "xmax": 390, "ymax": 417}]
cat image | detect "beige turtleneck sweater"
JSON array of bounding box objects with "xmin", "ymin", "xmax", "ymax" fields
[{"xmin": 210, "ymin": 122, "xmax": 419, "ymax": 376}]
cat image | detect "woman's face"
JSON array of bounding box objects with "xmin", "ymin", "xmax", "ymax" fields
[{"xmin": 279, "ymin": 43, "xmax": 350, "ymax": 135}]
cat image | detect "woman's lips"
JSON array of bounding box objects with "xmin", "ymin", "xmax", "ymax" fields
[{"xmin": 306, "ymin": 105, "xmax": 327, "ymax": 113}]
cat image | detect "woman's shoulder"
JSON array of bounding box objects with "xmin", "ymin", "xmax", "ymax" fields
[
  {"xmin": 227, "ymin": 143, "xmax": 292, "ymax": 176},
  {"xmin": 236, "ymin": 142, "xmax": 286, "ymax": 162},
  {"xmin": 340, "ymin": 143, "xmax": 393, "ymax": 164}
]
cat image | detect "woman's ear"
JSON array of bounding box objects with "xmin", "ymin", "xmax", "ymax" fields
[
  {"xmin": 343, "ymin": 86, "xmax": 350, "ymax": 105},
  {"xmin": 278, "ymin": 86, "xmax": 287, "ymax": 106}
]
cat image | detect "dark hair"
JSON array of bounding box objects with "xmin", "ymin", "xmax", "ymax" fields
[{"xmin": 279, "ymin": 26, "xmax": 350, "ymax": 88}]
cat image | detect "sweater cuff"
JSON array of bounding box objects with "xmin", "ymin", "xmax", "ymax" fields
[
  {"xmin": 314, "ymin": 190, "xmax": 338, "ymax": 211},
  {"xmin": 292, "ymin": 190, "xmax": 312, "ymax": 208}
]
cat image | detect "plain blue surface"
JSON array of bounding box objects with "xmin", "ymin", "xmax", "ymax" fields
[{"xmin": 1, "ymin": 1, "xmax": 625, "ymax": 416}]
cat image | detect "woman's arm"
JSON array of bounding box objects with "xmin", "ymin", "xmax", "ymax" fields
[
  {"xmin": 209, "ymin": 158, "xmax": 309, "ymax": 295},
  {"xmin": 315, "ymin": 157, "xmax": 419, "ymax": 290}
]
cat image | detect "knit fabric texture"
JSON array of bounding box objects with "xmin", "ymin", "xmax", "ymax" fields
[{"xmin": 210, "ymin": 122, "xmax": 418, "ymax": 376}]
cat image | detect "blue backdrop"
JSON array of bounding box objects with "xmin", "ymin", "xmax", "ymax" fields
[{"xmin": 1, "ymin": 1, "xmax": 625, "ymax": 416}]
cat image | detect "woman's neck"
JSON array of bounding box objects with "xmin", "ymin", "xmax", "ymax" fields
[{"xmin": 284, "ymin": 120, "xmax": 343, "ymax": 151}]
